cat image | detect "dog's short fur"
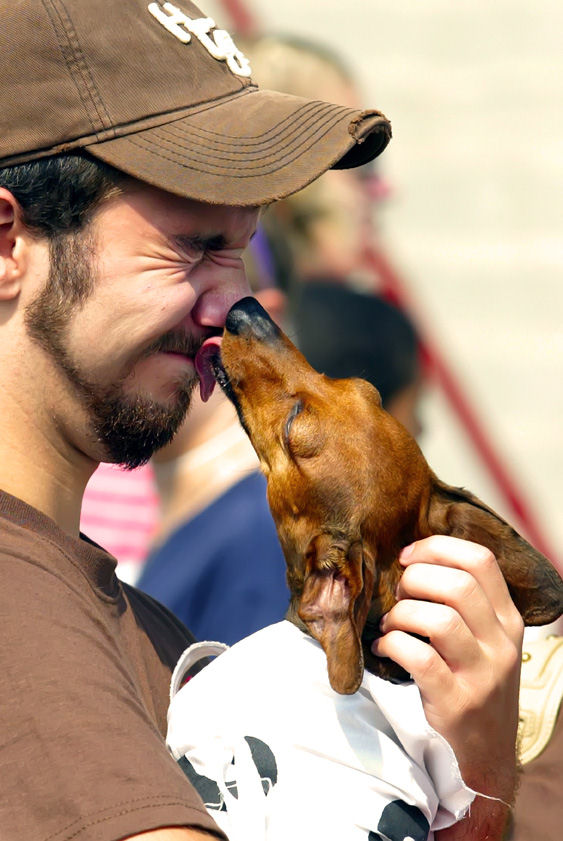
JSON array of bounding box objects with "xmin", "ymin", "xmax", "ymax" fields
[{"xmin": 212, "ymin": 297, "xmax": 563, "ymax": 694}]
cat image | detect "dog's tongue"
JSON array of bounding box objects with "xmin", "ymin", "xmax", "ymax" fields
[{"xmin": 194, "ymin": 336, "xmax": 222, "ymax": 403}]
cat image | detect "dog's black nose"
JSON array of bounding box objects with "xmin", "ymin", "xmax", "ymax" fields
[{"xmin": 225, "ymin": 296, "xmax": 282, "ymax": 341}]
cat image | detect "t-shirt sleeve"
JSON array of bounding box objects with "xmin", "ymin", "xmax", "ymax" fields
[{"xmin": 0, "ymin": 551, "xmax": 226, "ymax": 841}]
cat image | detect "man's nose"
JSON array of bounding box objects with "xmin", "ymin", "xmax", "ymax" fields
[{"xmin": 189, "ymin": 264, "xmax": 251, "ymax": 330}]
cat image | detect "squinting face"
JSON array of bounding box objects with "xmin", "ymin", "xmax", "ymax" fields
[{"xmin": 25, "ymin": 184, "xmax": 259, "ymax": 467}]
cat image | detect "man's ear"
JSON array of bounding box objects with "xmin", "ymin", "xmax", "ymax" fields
[
  {"xmin": 0, "ymin": 188, "xmax": 27, "ymax": 301},
  {"xmin": 427, "ymin": 479, "xmax": 563, "ymax": 625}
]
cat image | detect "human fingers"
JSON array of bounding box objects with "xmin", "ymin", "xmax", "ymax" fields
[
  {"xmin": 372, "ymin": 627, "xmax": 458, "ymax": 704},
  {"xmin": 378, "ymin": 597, "xmax": 482, "ymax": 670},
  {"xmin": 373, "ymin": 535, "xmax": 523, "ymax": 809},
  {"xmin": 399, "ymin": 536, "xmax": 523, "ymax": 642},
  {"xmin": 393, "ymin": 562, "xmax": 508, "ymax": 645},
  {"xmin": 374, "ymin": 601, "xmax": 521, "ymax": 802}
]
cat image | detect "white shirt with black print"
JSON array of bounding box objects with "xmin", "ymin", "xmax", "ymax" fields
[{"xmin": 167, "ymin": 621, "xmax": 475, "ymax": 841}]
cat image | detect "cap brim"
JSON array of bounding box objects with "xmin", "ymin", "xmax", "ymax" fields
[{"xmin": 86, "ymin": 87, "xmax": 391, "ymax": 206}]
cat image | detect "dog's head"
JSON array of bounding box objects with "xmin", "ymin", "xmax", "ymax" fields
[{"xmin": 211, "ymin": 297, "xmax": 563, "ymax": 694}]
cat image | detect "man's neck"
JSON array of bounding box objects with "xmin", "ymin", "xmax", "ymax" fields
[
  {"xmin": 0, "ymin": 444, "xmax": 94, "ymax": 536},
  {"xmin": 0, "ymin": 394, "xmax": 97, "ymax": 536}
]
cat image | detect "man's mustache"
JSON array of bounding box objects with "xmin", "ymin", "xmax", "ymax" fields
[{"xmin": 142, "ymin": 330, "xmax": 203, "ymax": 359}]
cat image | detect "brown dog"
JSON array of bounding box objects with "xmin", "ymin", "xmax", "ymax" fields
[{"xmin": 210, "ymin": 296, "xmax": 563, "ymax": 694}]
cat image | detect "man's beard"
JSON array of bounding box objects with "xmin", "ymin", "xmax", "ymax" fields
[{"xmin": 24, "ymin": 229, "xmax": 197, "ymax": 469}]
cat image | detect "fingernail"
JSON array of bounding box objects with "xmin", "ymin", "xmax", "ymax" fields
[{"xmin": 399, "ymin": 543, "xmax": 414, "ymax": 564}]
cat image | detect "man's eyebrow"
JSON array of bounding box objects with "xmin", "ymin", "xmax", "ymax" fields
[{"xmin": 172, "ymin": 233, "xmax": 227, "ymax": 252}]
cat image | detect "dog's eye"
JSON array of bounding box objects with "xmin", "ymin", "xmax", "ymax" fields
[
  {"xmin": 283, "ymin": 399, "xmax": 323, "ymax": 458},
  {"xmin": 284, "ymin": 399, "xmax": 303, "ymax": 445}
]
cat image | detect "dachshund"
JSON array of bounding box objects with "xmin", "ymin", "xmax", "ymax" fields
[{"xmin": 208, "ymin": 296, "xmax": 563, "ymax": 695}]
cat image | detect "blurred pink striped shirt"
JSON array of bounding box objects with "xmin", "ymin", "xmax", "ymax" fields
[{"xmin": 80, "ymin": 463, "xmax": 159, "ymax": 584}]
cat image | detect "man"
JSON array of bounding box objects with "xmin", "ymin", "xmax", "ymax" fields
[{"xmin": 0, "ymin": 1, "xmax": 523, "ymax": 840}]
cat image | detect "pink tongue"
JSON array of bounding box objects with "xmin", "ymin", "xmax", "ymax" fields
[{"xmin": 194, "ymin": 336, "xmax": 222, "ymax": 403}]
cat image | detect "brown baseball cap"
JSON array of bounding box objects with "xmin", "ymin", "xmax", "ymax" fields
[{"xmin": 1, "ymin": 0, "xmax": 391, "ymax": 206}]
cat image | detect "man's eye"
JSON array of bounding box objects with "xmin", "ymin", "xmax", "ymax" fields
[
  {"xmin": 172, "ymin": 235, "xmax": 211, "ymax": 262},
  {"xmin": 284, "ymin": 399, "xmax": 303, "ymax": 445},
  {"xmin": 174, "ymin": 245, "xmax": 204, "ymax": 265}
]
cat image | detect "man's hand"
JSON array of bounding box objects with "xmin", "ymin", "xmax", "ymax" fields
[{"xmin": 372, "ymin": 535, "xmax": 524, "ymax": 839}]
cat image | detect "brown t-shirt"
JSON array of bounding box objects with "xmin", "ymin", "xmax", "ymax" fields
[{"xmin": 0, "ymin": 490, "xmax": 226, "ymax": 841}]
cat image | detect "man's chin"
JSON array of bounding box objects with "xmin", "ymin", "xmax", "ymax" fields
[{"xmin": 90, "ymin": 383, "xmax": 195, "ymax": 470}]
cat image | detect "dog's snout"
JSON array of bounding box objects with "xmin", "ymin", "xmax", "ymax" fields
[{"xmin": 226, "ymin": 297, "xmax": 282, "ymax": 342}]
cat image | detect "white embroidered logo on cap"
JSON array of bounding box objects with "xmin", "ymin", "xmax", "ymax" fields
[{"xmin": 148, "ymin": 2, "xmax": 252, "ymax": 77}]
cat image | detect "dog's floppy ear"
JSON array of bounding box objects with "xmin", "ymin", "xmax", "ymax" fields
[
  {"xmin": 427, "ymin": 479, "xmax": 563, "ymax": 625},
  {"xmin": 297, "ymin": 534, "xmax": 375, "ymax": 695}
]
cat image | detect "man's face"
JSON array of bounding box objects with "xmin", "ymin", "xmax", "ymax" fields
[{"xmin": 24, "ymin": 183, "xmax": 259, "ymax": 468}]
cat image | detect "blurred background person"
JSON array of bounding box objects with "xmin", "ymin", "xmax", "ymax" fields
[{"xmin": 292, "ymin": 281, "xmax": 423, "ymax": 439}]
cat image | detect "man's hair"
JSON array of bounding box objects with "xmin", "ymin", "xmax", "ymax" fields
[{"xmin": 0, "ymin": 153, "xmax": 126, "ymax": 238}]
